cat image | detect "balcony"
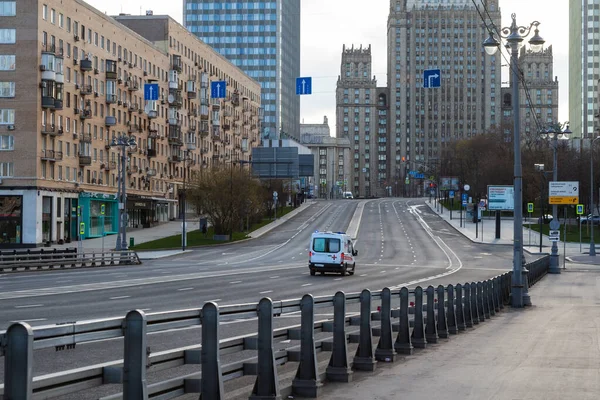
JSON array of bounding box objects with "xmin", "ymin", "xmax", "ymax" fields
[
  {"xmin": 171, "ymin": 55, "xmax": 183, "ymax": 72},
  {"xmin": 80, "ymin": 59, "xmax": 93, "ymax": 71},
  {"xmin": 147, "ymin": 148, "xmax": 157, "ymax": 158},
  {"xmin": 102, "ymin": 161, "xmax": 116, "ymax": 171},
  {"xmin": 41, "ymin": 125, "xmax": 63, "ymax": 136},
  {"xmin": 106, "ymin": 94, "xmax": 117, "ymax": 104},
  {"xmin": 79, "ymin": 109, "xmax": 92, "ymax": 119},
  {"xmin": 127, "ymin": 165, "xmax": 139, "ymax": 175},
  {"xmin": 126, "ymin": 80, "xmax": 139, "ymax": 91},
  {"xmin": 105, "ymin": 116, "xmax": 117, "ymax": 127},
  {"xmin": 78, "ymin": 154, "xmax": 92, "ymax": 166},
  {"xmin": 41, "ymin": 96, "xmax": 55, "ymax": 109},
  {"xmin": 148, "ymin": 110, "xmax": 158, "ymax": 119},
  {"xmin": 105, "ymin": 60, "xmax": 117, "ymax": 80},
  {"xmin": 41, "ymin": 149, "xmax": 63, "ymax": 162},
  {"xmin": 128, "ymin": 103, "xmax": 138, "ymax": 112},
  {"xmin": 80, "ymin": 132, "xmax": 92, "ymax": 143},
  {"xmin": 168, "ymin": 131, "xmax": 183, "ymax": 146},
  {"xmin": 148, "ymin": 129, "xmax": 159, "ymax": 139},
  {"xmin": 223, "ymin": 123, "xmax": 231, "ymax": 131},
  {"xmin": 80, "ymin": 85, "xmax": 93, "ymax": 95},
  {"xmin": 168, "ymin": 155, "xmax": 182, "ymax": 163},
  {"xmin": 147, "ymin": 168, "xmax": 157, "ymax": 177},
  {"xmin": 54, "ymin": 99, "xmax": 63, "ymax": 110}
]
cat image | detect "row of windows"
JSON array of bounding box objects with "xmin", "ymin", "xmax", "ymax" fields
[
  {"xmin": 191, "ymin": 25, "xmax": 277, "ymax": 33},
  {"xmin": 185, "ymin": 13, "xmax": 277, "ymax": 21},
  {"xmin": 186, "ymin": 2, "xmax": 278, "ymax": 10},
  {"xmin": 212, "ymin": 47, "xmax": 277, "ymax": 55},
  {"xmin": 0, "ymin": 1, "xmax": 15, "ymax": 16}
]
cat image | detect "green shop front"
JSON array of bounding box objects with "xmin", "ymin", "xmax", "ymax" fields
[{"xmin": 78, "ymin": 192, "xmax": 119, "ymax": 239}]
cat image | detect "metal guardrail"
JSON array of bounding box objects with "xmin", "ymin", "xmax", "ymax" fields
[
  {"xmin": 0, "ymin": 256, "xmax": 550, "ymax": 399},
  {"xmin": 0, "ymin": 251, "xmax": 141, "ymax": 272}
]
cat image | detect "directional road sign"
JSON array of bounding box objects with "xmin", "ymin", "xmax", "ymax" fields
[
  {"xmin": 144, "ymin": 83, "xmax": 159, "ymax": 101},
  {"xmin": 211, "ymin": 81, "xmax": 227, "ymax": 99},
  {"xmin": 549, "ymin": 181, "xmax": 579, "ymax": 205},
  {"xmin": 462, "ymin": 193, "xmax": 468, "ymax": 206},
  {"xmin": 423, "ymin": 68, "xmax": 441, "ymax": 88},
  {"xmin": 296, "ymin": 77, "xmax": 312, "ymax": 95}
]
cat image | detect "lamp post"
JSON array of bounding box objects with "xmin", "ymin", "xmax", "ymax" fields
[
  {"xmin": 110, "ymin": 135, "xmax": 137, "ymax": 251},
  {"xmin": 181, "ymin": 150, "xmax": 193, "ymax": 251},
  {"xmin": 483, "ymin": 13, "xmax": 544, "ymax": 308},
  {"xmin": 590, "ymin": 136, "xmax": 600, "ymax": 256},
  {"xmin": 539, "ymin": 122, "xmax": 572, "ymax": 271}
]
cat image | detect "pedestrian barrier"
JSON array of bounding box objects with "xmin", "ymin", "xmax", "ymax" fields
[
  {"xmin": 0, "ymin": 255, "xmax": 549, "ymax": 399},
  {"xmin": 0, "ymin": 251, "xmax": 141, "ymax": 272}
]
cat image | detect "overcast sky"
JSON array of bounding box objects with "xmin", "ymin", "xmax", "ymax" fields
[{"xmin": 87, "ymin": 0, "xmax": 569, "ymax": 134}]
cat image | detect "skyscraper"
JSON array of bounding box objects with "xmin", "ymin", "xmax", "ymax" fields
[
  {"xmin": 569, "ymin": 0, "xmax": 599, "ymax": 139},
  {"xmin": 184, "ymin": 0, "xmax": 301, "ymax": 141},
  {"xmin": 387, "ymin": 0, "xmax": 501, "ymax": 188}
]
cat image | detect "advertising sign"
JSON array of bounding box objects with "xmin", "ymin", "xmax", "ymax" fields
[
  {"xmin": 440, "ymin": 176, "xmax": 459, "ymax": 191},
  {"xmin": 549, "ymin": 181, "xmax": 579, "ymax": 205},
  {"xmin": 487, "ymin": 185, "xmax": 515, "ymax": 211}
]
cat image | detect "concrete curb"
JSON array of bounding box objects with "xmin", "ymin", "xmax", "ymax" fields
[
  {"xmin": 248, "ymin": 201, "xmax": 316, "ymax": 239},
  {"xmin": 348, "ymin": 201, "xmax": 368, "ymax": 240}
]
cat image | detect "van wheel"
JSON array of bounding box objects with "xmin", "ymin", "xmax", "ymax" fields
[
  {"xmin": 341, "ymin": 264, "xmax": 347, "ymax": 276},
  {"xmin": 310, "ymin": 269, "xmax": 315, "ymax": 276}
]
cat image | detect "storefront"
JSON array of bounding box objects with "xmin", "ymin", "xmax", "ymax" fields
[
  {"xmin": 78, "ymin": 192, "xmax": 118, "ymax": 239},
  {"xmin": 126, "ymin": 196, "xmax": 174, "ymax": 228},
  {"xmin": 0, "ymin": 195, "xmax": 23, "ymax": 246}
]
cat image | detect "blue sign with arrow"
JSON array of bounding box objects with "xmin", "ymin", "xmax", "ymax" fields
[
  {"xmin": 144, "ymin": 83, "xmax": 159, "ymax": 101},
  {"xmin": 211, "ymin": 81, "xmax": 227, "ymax": 99},
  {"xmin": 423, "ymin": 68, "xmax": 441, "ymax": 88},
  {"xmin": 296, "ymin": 77, "xmax": 312, "ymax": 95},
  {"xmin": 461, "ymin": 193, "xmax": 468, "ymax": 206}
]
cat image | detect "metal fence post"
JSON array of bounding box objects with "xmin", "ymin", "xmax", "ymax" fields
[
  {"xmin": 494, "ymin": 277, "xmax": 503, "ymax": 311},
  {"xmin": 4, "ymin": 322, "xmax": 34, "ymax": 400},
  {"xmin": 446, "ymin": 284, "xmax": 457, "ymax": 335},
  {"xmin": 394, "ymin": 287, "xmax": 413, "ymax": 355},
  {"xmin": 455, "ymin": 284, "xmax": 466, "ymax": 331},
  {"xmin": 487, "ymin": 280, "xmax": 496, "ymax": 316},
  {"xmin": 326, "ymin": 291, "xmax": 353, "ymax": 382},
  {"xmin": 411, "ymin": 286, "xmax": 427, "ymax": 348},
  {"xmin": 425, "ymin": 286, "xmax": 438, "ymax": 344},
  {"xmin": 470, "ymin": 282, "xmax": 480, "ymax": 324},
  {"xmin": 123, "ymin": 310, "xmax": 148, "ymax": 400},
  {"xmin": 375, "ymin": 287, "xmax": 396, "ymax": 362},
  {"xmin": 482, "ymin": 281, "xmax": 491, "ymax": 319},
  {"xmin": 476, "ymin": 282, "xmax": 486, "ymax": 322},
  {"xmin": 201, "ymin": 302, "xmax": 224, "ymax": 399},
  {"xmin": 437, "ymin": 285, "xmax": 449, "ymax": 338},
  {"xmin": 250, "ymin": 298, "xmax": 281, "ymax": 400},
  {"xmin": 292, "ymin": 294, "xmax": 322, "ymax": 397},
  {"xmin": 353, "ymin": 289, "xmax": 377, "ymax": 371}
]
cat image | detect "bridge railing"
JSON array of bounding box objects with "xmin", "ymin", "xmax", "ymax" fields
[
  {"xmin": 0, "ymin": 256, "xmax": 549, "ymax": 399},
  {"xmin": 0, "ymin": 251, "xmax": 141, "ymax": 272}
]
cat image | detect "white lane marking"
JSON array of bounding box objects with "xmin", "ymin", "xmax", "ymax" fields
[
  {"xmin": 55, "ymin": 280, "xmax": 72, "ymax": 283},
  {"xmin": 12, "ymin": 318, "xmax": 47, "ymax": 322},
  {"xmin": 380, "ymin": 271, "xmax": 386, "ymax": 273},
  {"xmin": 270, "ymin": 276, "xmax": 280, "ymax": 279},
  {"xmin": 207, "ymin": 299, "xmax": 222, "ymax": 302},
  {"xmin": 334, "ymin": 278, "xmax": 342, "ymax": 281},
  {"xmin": 301, "ymin": 283, "xmax": 312, "ymax": 287},
  {"xmin": 15, "ymin": 304, "xmax": 43, "ymax": 309},
  {"xmin": 140, "ymin": 308, "xmax": 152, "ymax": 312},
  {"xmin": 260, "ymin": 290, "xmax": 273, "ymax": 294},
  {"xmin": 178, "ymin": 287, "xmax": 194, "ymax": 291},
  {"xmin": 109, "ymin": 296, "xmax": 130, "ymax": 300},
  {"xmin": 360, "ymin": 274, "xmax": 367, "ymax": 277},
  {"xmin": 230, "ymin": 281, "xmax": 243, "ymax": 284}
]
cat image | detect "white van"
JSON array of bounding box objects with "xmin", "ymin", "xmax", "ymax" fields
[
  {"xmin": 343, "ymin": 192, "xmax": 354, "ymax": 199},
  {"xmin": 308, "ymin": 231, "xmax": 358, "ymax": 276}
]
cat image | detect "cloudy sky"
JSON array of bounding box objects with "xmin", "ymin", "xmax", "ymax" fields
[{"xmin": 86, "ymin": 0, "xmax": 569, "ymax": 134}]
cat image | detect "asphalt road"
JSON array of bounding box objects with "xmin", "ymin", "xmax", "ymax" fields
[{"xmin": 0, "ymin": 198, "xmax": 519, "ymax": 395}]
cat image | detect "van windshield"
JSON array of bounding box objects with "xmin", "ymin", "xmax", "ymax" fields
[{"xmin": 313, "ymin": 238, "xmax": 341, "ymax": 253}]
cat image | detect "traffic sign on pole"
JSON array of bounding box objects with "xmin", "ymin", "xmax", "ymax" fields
[
  {"xmin": 576, "ymin": 204, "xmax": 584, "ymax": 215},
  {"xmin": 549, "ymin": 181, "xmax": 579, "ymax": 204},
  {"xmin": 210, "ymin": 81, "xmax": 227, "ymax": 98},
  {"xmin": 296, "ymin": 77, "xmax": 312, "ymax": 95},
  {"xmin": 527, "ymin": 203, "xmax": 534, "ymax": 213},
  {"xmin": 144, "ymin": 83, "xmax": 159, "ymax": 100},
  {"xmin": 101, "ymin": 204, "xmax": 105, "ymax": 215},
  {"xmin": 423, "ymin": 69, "xmax": 441, "ymax": 88}
]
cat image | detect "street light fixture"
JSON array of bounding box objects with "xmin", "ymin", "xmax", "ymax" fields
[
  {"xmin": 181, "ymin": 150, "xmax": 194, "ymax": 251},
  {"xmin": 539, "ymin": 122, "xmax": 571, "ymax": 272},
  {"xmin": 590, "ymin": 136, "xmax": 600, "ymax": 256},
  {"xmin": 110, "ymin": 135, "xmax": 137, "ymax": 251},
  {"xmin": 483, "ymin": 13, "xmax": 544, "ymax": 308}
]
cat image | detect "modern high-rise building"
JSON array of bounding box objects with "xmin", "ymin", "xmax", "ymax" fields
[
  {"xmin": 335, "ymin": 44, "xmax": 389, "ymax": 198},
  {"xmin": 183, "ymin": 0, "xmax": 301, "ymax": 141},
  {"xmin": 387, "ymin": 0, "xmax": 501, "ymax": 190},
  {"xmin": 569, "ymin": 0, "xmax": 599, "ymax": 140},
  {"xmin": 0, "ymin": 0, "xmax": 261, "ymax": 247}
]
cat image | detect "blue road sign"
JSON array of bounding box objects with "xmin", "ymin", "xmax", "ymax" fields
[
  {"xmin": 144, "ymin": 83, "xmax": 159, "ymax": 101},
  {"xmin": 449, "ymin": 190, "xmax": 455, "ymax": 199},
  {"xmin": 423, "ymin": 68, "xmax": 441, "ymax": 88},
  {"xmin": 296, "ymin": 77, "xmax": 312, "ymax": 95},
  {"xmin": 461, "ymin": 193, "xmax": 468, "ymax": 205},
  {"xmin": 211, "ymin": 81, "xmax": 227, "ymax": 98}
]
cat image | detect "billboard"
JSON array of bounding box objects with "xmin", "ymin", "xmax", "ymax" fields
[
  {"xmin": 549, "ymin": 181, "xmax": 579, "ymax": 205},
  {"xmin": 487, "ymin": 185, "xmax": 514, "ymax": 211},
  {"xmin": 440, "ymin": 176, "xmax": 459, "ymax": 191}
]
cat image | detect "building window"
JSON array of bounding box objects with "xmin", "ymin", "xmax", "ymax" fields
[
  {"xmin": 0, "ymin": 82, "xmax": 14, "ymax": 97},
  {"xmin": 0, "ymin": 29, "xmax": 16, "ymax": 44},
  {"xmin": 0, "ymin": 2, "xmax": 16, "ymax": 16},
  {"xmin": 42, "ymin": 4, "xmax": 47, "ymax": 20},
  {"xmin": 0, "ymin": 195, "xmax": 22, "ymax": 244},
  {"xmin": 0, "ymin": 162, "xmax": 13, "ymax": 176},
  {"xmin": 0, "ymin": 55, "xmax": 15, "ymax": 70},
  {"xmin": 0, "ymin": 134, "xmax": 13, "ymax": 150},
  {"xmin": 59, "ymin": 13, "xmax": 63, "ymax": 28},
  {"xmin": 50, "ymin": 8, "xmax": 55, "ymax": 24},
  {"xmin": 0, "ymin": 109, "xmax": 14, "ymax": 124}
]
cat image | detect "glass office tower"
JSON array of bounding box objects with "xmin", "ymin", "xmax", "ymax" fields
[{"xmin": 184, "ymin": 1, "xmax": 301, "ymax": 140}]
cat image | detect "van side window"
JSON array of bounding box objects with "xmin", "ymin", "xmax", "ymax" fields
[
  {"xmin": 313, "ymin": 238, "xmax": 326, "ymax": 252},
  {"xmin": 329, "ymin": 240, "xmax": 340, "ymax": 252}
]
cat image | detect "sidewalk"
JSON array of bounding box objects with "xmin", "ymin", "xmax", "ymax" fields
[{"xmin": 318, "ymin": 200, "xmax": 600, "ymax": 399}]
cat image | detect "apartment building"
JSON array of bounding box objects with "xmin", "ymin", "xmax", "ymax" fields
[
  {"xmin": 0, "ymin": 0, "xmax": 261, "ymax": 247},
  {"xmin": 387, "ymin": 0, "xmax": 501, "ymax": 190}
]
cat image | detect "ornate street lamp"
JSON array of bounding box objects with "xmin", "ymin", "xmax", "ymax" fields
[
  {"xmin": 110, "ymin": 135, "xmax": 137, "ymax": 251},
  {"xmin": 483, "ymin": 13, "xmax": 544, "ymax": 308}
]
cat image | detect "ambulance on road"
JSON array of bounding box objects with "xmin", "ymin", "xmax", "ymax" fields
[{"xmin": 308, "ymin": 231, "xmax": 358, "ymax": 276}]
